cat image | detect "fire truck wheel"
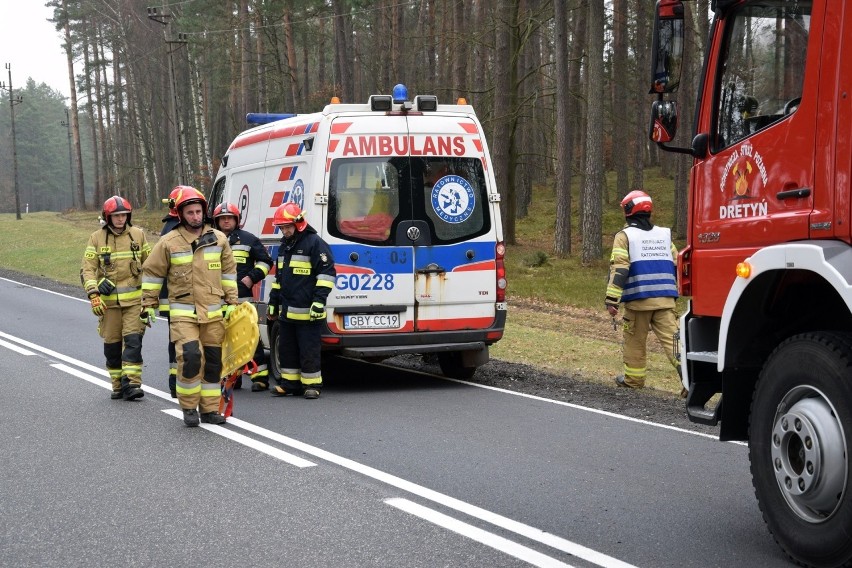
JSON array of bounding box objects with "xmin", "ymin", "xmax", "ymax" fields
[
  {"xmin": 749, "ymin": 332, "xmax": 852, "ymax": 568},
  {"xmin": 438, "ymin": 351, "xmax": 477, "ymax": 379}
]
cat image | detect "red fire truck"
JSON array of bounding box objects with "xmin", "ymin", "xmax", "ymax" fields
[{"xmin": 650, "ymin": 1, "xmax": 852, "ymax": 566}]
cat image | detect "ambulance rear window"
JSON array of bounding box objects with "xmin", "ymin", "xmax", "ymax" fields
[{"xmin": 328, "ymin": 157, "xmax": 491, "ymax": 246}]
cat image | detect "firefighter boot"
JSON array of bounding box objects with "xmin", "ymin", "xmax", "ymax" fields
[
  {"xmin": 168, "ymin": 374, "xmax": 177, "ymax": 398},
  {"xmin": 303, "ymin": 388, "xmax": 320, "ymax": 399},
  {"xmin": 120, "ymin": 376, "xmax": 144, "ymax": 401},
  {"xmin": 200, "ymin": 412, "xmax": 226, "ymax": 425},
  {"xmin": 183, "ymin": 408, "xmax": 200, "ymax": 427},
  {"xmin": 251, "ymin": 379, "xmax": 268, "ymax": 392}
]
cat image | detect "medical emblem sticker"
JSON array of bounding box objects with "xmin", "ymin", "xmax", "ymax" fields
[
  {"xmin": 431, "ymin": 175, "xmax": 475, "ymax": 224},
  {"xmin": 291, "ymin": 179, "xmax": 305, "ymax": 209}
]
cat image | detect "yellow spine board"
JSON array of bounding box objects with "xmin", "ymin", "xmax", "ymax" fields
[{"xmin": 221, "ymin": 302, "xmax": 260, "ymax": 377}]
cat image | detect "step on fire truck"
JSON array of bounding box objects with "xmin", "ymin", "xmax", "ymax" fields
[
  {"xmin": 208, "ymin": 85, "xmax": 507, "ymax": 381},
  {"xmin": 649, "ymin": 1, "xmax": 852, "ymax": 566}
]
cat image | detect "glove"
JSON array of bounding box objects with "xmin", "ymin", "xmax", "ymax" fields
[
  {"xmin": 97, "ymin": 278, "xmax": 116, "ymax": 296},
  {"xmin": 267, "ymin": 305, "xmax": 277, "ymax": 321},
  {"xmin": 140, "ymin": 307, "xmax": 157, "ymax": 327},
  {"xmin": 223, "ymin": 304, "xmax": 236, "ymax": 320},
  {"xmin": 89, "ymin": 294, "xmax": 105, "ymax": 316},
  {"xmin": 309, "ymin": 301, "xmax": 326, "ymax": 321}
]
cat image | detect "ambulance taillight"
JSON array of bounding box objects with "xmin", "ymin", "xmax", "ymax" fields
[{"xmin": 496, "ymin": 242, "xmax": 507, "ymax": 302}]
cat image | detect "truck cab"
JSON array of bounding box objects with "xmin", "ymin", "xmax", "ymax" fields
[{"xmin": 649, "ymin": 1, "xmax": 852, "ymax": 565}]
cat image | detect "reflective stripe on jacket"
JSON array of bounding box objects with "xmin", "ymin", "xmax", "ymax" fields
[
  {"xmin": 621, "ymin": 226, "xmax": 678, "ymax": 303},
  {"xmin": 268, "ymin": 226, "xmax": 335, "ymax": 322},
  {"xmin": 141, "ymin": 224, "xmax": 238, "ymax": 322},
  {"xmin": 81, "ymin": 225, "xmax": 150, "ymax": 307}
]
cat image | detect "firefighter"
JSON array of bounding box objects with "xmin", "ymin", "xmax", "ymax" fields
[
  {"xmin": 158, "ymin": 187, "xmax": 183, "ymax": 398},
  {"xmin": 212, "ymin": 201, "xmax": 274, "ymax": 391},
  {"xmin": 266, "ymin": 202, "xmax": 336, "ymax": 399},
  {"xmin": 605, "ymin": 190, "xmax": 685, "ymax": 397},
  {"xmin": 81, "ymin": 196, "xmax": 151, "ymax": 400},
  {"xmin": 141, "ymin": 187, "xmax": 238, "ymax": 426}
]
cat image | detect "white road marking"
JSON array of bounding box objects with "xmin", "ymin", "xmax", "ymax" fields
[
  {"xmin": 0, "ymin": 338, "xmax": 34, "ymax": 355},
  {"xmin": 0, "ymin": 315, "xmax": 682, "ymax": 568},
  {"xmin": 161, "ymin": 408, "xmax": 315, "ymax": 468},
  {"xmin": 386, "ymin": 498, "xmax": 577, "ymax": 568}
]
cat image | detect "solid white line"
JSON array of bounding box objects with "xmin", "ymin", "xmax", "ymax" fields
[
  {"xmin": 53, "ymin": 363, "xmax": 111, "ymax": 389},
  {"xmin": 161, "ymin": 408, "xmax": 316, "ymax": 468},
  {"xmin": 1, "ymin": 326, "xmax": 668, "ymax": 566},
  {"xmin": 0, "ymin": 276, "xmax": 89, "ymax": 302},
  {"xmin": 386, "ymin": 498, "xmax": 576, "ymax": 568},
  {"xmin": 442, "ymin": 377, "xmax": 732, "ymax": 442},
  {"xmin": 225, "ymin": 416, "xmax": 639, "ymax": 568},
  {"xmin": 0, "ymin": 338, "xmax": 34, "ymax": 355}
]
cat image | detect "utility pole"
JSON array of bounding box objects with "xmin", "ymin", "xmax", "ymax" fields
[
  {"xmin": 147, "ymin": 7, "xmax": 189, "ymax": 185},
  {"xmin": 1, "ymin": 63, "xmax": 23, "ymax": 220},
  {"xmin": 61, "ymin": 108, "xmax": 74, "ymax": 210}
]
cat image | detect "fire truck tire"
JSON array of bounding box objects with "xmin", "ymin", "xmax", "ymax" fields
[
  {"xmin": 749, "ymin": 332, "xmax": 852, "ymax": 568},
  {"xmin": 438, "ymin": 351, "xmax": 477, "ymax": 379}
]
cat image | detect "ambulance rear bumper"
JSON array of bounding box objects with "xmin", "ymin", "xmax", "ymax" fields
[{"xmin": 325, "ymin": 310, "xmax": 506, "ymax": 357}]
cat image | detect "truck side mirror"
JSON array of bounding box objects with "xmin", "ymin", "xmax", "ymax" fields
[
  {"xmin": 649, "ymin": 100, "xmax": 679, "ymax": 143},
  {"xmin": 649, "ymin": 0, "xmax": 684, "ymax": 94}
]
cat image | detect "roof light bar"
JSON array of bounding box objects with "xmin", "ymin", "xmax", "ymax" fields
[
  {"xmin": 415, "ymin": 95, "xmax": 438, "ymax": 112},
  {"xmin": 370, "ymin": 95, "xmax": 392, "ymax": 111}
]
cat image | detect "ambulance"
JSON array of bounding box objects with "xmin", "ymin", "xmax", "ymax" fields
[{"xmin": 207, "ymin": 85, "xmax": 507, "ymax": 380}]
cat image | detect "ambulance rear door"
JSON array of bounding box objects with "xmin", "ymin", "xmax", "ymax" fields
[{"xmin": 324, "ymin": 113, "xmax": 498, "ymax": 336}]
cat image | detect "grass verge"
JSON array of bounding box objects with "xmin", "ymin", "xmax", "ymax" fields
[{"xmin": 0, "ymin": 169, "xmax": 684, "ymax": 397}]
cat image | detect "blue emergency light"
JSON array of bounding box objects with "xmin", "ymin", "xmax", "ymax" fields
[
  {"xmin": 246, "ymin": 113, "xmax": 296, "ymax": 125},
  {"xmin": 392, "ymin": 84, "xmax": 408, "ymax": 104}
]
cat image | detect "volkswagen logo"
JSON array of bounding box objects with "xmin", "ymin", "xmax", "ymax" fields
[{"xmin": 406, "ymin": 226, "xmax": 421, "ymax": 241}]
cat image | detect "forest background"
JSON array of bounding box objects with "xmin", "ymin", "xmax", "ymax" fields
[
  {"xmin": 0, "ymin": 0, "xmax": 712, "ymax": 263},
  {"xmin": 0, "ymin": 0, "xmax": 712, "ymax": 394}
]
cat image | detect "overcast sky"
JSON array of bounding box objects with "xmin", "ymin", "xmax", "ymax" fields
[{"xmin": 0, "ymin": 1, "xmax": 71, "ymax": 99}]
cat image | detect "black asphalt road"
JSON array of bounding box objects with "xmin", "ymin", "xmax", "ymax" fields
[{"xmin": 0, "ymin": 274, "xmax": 791, "ymax": 567}]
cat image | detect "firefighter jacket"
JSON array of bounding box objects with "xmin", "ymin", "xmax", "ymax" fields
[
  {"xmin": 81, "ymin": 224, "xmax": 150, "ymax": 307},
  {"xmin": 157, "ymin": 215, "xmax": 180, "ymax": 316},
  {"xmin": 227, "ymin": 227, "xmax": 273, "ymax": 300},
  {"xmin": 141, "ymin": 224, "xmax": 238, "ymax": 323},
  {"xmin": 606, "ymin": 222, "xmax": 678, "ymax": 311},
  {"xmin": 268, "ymin": 225, "xmax": 336, "ymax": 322}
]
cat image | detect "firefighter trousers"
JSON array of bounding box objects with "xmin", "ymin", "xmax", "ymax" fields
[
  {"xmin": 171, "ymin": 320, "xmax": 225, "ymax": 413},
  {"xmin": 98, "ymin": 304, "xmax": 146, "ymax": 392},
  {"xmin": 276, "ymin": 319, "xmax": 323, "ymax": 393},
  {"xmin": 621, "ymin": 306, "xmax": 678, "ymax": 388}
]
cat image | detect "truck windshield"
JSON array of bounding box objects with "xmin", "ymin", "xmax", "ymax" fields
[
  {"xmin": 713, "ymin": 1, "xmax": 810, "ymax": 152},
  {"xmin": 328, "ymin": 156, "xmax": 491, "ymax": 246}
]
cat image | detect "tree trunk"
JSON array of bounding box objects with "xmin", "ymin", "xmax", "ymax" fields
[
  {"xmin": 554, "ymin": 0, "xmax": 572, "ymax": 256},
  {"xmin": 612, "ymin": 0, "xmax": 629, "ymax": 200},
  {"xmin": 62, "ymin": 0, "xmax": 85, "ymax": 209},
  {"xmin": 631, "ymin": 0, "xmax": 648, "ymax": 190},
  {"xmin": 581, "ymin": 0, "xmax": 605, "ymax": 264}
]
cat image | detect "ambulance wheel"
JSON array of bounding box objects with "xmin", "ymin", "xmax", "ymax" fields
[
  {"xmin": 268, "ymin": 320, "xmax": 282, "ymax": 383},
  {"xmin": 438, "ymin": 352, "xmax": 477, "ymax": 379},
  {"xmin": 749, "ymin": 332, "xmax": 852, "ymax": 568}
]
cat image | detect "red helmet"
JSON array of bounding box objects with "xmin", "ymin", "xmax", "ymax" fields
[
  {"xmin": 272, "ymin": 202, "xmax": 307, "ymax": 232},
  {"xmin": 620, "ymin": 190, "xmax": 653, "ymax": 216},
  {"xmin": 103, "ymin": 195, "xmax": 132, "ymax": 226},
  {"xmin": 168, "ymin": 186, "xmax": 207, "ymax": 221},
  {"xmin": 213, "ymin": 202, "xmax": 241, "ymax": 227},
  {"xmin": 162, "ymin": 186, "xmax": 192, "ymax": 218}
]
